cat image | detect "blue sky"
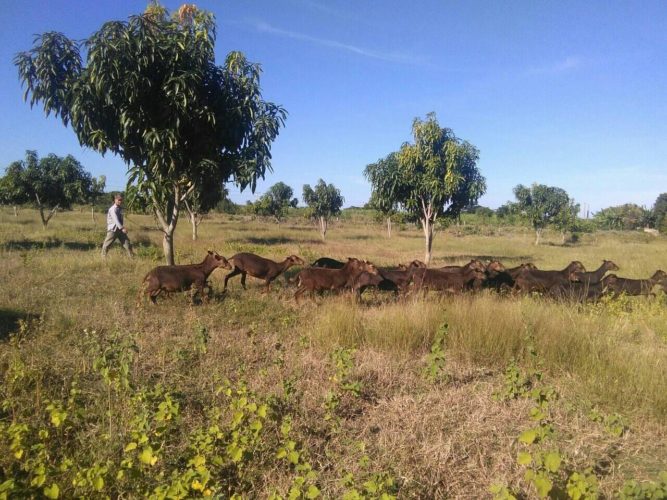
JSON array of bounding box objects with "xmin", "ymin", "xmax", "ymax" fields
[{"xmin": 1, "ymin": 0, "xmax": 665, "ymax": 212}]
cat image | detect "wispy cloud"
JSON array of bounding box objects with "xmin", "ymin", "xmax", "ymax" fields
[
  {"xmin": 251, "ymin": 20, "xmax": 428, "ymax": 66},
  {"xmin": 526, "ymin": 56, "xmax": 583, "ymax": 75}
]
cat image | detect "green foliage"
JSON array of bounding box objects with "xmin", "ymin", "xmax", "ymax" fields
[
  {"xmin": 489, "ymin": 483, "xmax": 518, "ymax": 500},
  {"xmin": 364, "ymin": 113, "xmax": 486, "ymax": 261},
  {"xmin": 587, "ymin": 408, "xmax": 628, "ymax": 437},
  {"xmin": 512, "ymin": 183, "xmax": 574, "ymax": 243},
  {"xmin": 0, "ymin": 151, "xmax": 101, "ymax": 226},
  {"xmin": 566, "ymin": 469, "xmax": 599, "ymax": 500},
  {"xmin": 594, "ymin": 204, "xmax": 654, "ymax": 231},
  {"xmin": 619, "ymin": 471, "xmax": 667, "ymax": 499},
  {"xmin": 302, "ymin": 179, "xmax": 344, "ymax": 219},
  {"xmin": 423, "ymin": 322, "xmax": 448, "ymax": 383},
  {"xmin": 494, "ymin": 359, "xmax": 541, "ymax": 401},
  {"xmin": 15, "ymin": 2, "xmax": 286, "ymax": 262},
  {"xmin": 253, "ymin": 182, "xmax": 299, "ymax": 220},
  {"xmin": 652, "ymin": 193, "xmax": 667, "ymax": 233},
  {"xmin": 302, "ymin": 179, "xmax": 344, "ymax": 238}
]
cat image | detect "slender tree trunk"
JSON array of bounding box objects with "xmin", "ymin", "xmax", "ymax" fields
[
  {"xmin": 91, "ymin": 205, "xmax": 96, "ymax": 222},
  {"xmin": 183, "ymin": 200, "xmax": 202, "ymax": 241},
  {"xmin": 319, "ymin": 216, "xmax": 327, "ymax": 240},
  {"xmin": 561, "ymin": 231, "xmax": 566, "ymax": 244},
  {"xmin": 386, "ymin": 216, "xmax": 392, "ymax": 238},
  {"xmin": 13, "ymin": 206, "xmax": 18, "ymax": 217},
  {"xmin": 152, "ymin": 188, "xmax": 182, "ymax": 265},
  {"xmin": 36, "ymin": 195, "xmax": 58, "ymax": 229},
  {"xmin": 39, "ymin": 205, "xmax": 47, "ymax": 229},
  {"xmin": 534, "ymin": 227, "xmax": 543, "ymax": 246},
  {"xmin": 421, "ymin": 218, "xmax": 434, "ymax": 265}
]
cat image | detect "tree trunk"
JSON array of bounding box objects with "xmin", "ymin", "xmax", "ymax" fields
[
  {"xmin": 561, "ymin": 231, "xmax": 566, "ymax": 245},
  {"xmin": 191, "ymin": 216, "xmax": 198, "ymax": 241},
  {"xmin": 152, "ymin": 187, "xmax": 182, "ymax": 265},
  {"xmin": 91, "ymin": 205, "xmax": 96, "ymax": 222},
  {"xmin": 13, "ymin": 206, "xmax": 18, "ymax": 217},
  {"xmin": 534, "ymin": 227, "xmax": 543, "ymax": 246},
  {"xmin": 386, "ymin": 217, "xmax": 392, "ymax": 238},
  {"xmin": 319, "ymin": 216, "xmax": 327, "ymax": 240},
  {"xmin": 162, "ymin": 230, "xmax": 176, "ymax": 266},
  {"xmin": 37, "ymin": 199, "xmax": 58, "ymax": 229},
  {"xmin": 421, "ymin": 218, "xmax": 434, "ymax": 265},
  {"xmin": 183, "ymin": 200, "xmax": 202, "ymax": 241}
]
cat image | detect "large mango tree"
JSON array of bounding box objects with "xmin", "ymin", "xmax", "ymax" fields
[{"xmin": 15, "ymin": 3, "xmax": 286, "ymax": 264}]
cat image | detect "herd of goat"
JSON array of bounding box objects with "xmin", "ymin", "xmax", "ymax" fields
[{"xmin": 140, "ymin": 251, "xmax": 667, "ymax": 304}]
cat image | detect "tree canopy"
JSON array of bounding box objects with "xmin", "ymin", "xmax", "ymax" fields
[
  {"xmin": 593, "ymin": 203, "xmax": 653, "ymax": 231},
  {"xmin": 15, "ymin": 3, "xmax": 286, "ymax": 263},
  {"xmin": 364, "ymin": 113, "xmax": 485, "ymax": 263},
  {"xmin": 653, "ymin": 193, "xmax": 667, "ymax": 233},
  {"xmin": 512, "ymin": 183, "xmax": 573, "ymax": 245},
  {"xmin": 0, "ymin": 151, "xmax": 101, "ymax": 227},
  {"xmin": 252, "ymin": 182, "xmax": 298, "ymax": 221},
  {"xmin": 302, "ymin": 179, "xmax": 344, "ymax": 240}
]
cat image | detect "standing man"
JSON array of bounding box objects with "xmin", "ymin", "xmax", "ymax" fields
[{"xmin": 101, "ymin": 194, "xmax": 134, "ymax": 258}]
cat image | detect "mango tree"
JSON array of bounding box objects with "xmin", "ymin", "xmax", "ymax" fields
[
  {"xmin": 252, "ymin": 182, "xmax": 298, "ymax": 221},
  {"xmin": 302, "ymin": 180, "xmax": 344, "ymax": 240},
  {"xmin": 365, "ymin": 113, "xmax": 485, "ymax": 264},
  {"xmin": 0, "ymin": 151, "xmax": 100, "ymax": 228},
  {"xmin": 15, "ymin": 3, "xmax": 286, "ymax": 264},
  {"xmin": 364, "ymin": 153, "xmax": 400, "ymax": 238},
  {"xmin": 513, "ymin": 184, "xmax": 571, "ymax": 245}
]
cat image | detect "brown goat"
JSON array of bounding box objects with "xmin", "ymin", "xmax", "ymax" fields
[
  {"xmin": 412, "ymin": 266, "xmax": 486, "ymax": 295},
  {"xmin": 357, "ymin": 260, "xmax": 427, "ymax": 296},
  {"xmin": 602, "ymin": 270, "xmax": 667, "ymax": 296},
  {"xmin": 294, "ymin": 258, "xmax": 379, "ymax": 303},
  {"xmin": 439, "ymin": 259, "xmax": 486, "ymax": 274},
  {"xmin": 547, "ymin": 280, "xmax": 608, "ymax": 302},
  {"xmin": 140, "ymin": 251, "xmax": 231, "ymax": 304},
  {"xmin": 573, "ymin": 260, "xmax": 619, "ymax": 285},
  {"xmin": 485, "ymin": 262, "xmax": 537, "ymax": 292},
  {"xmin": 514, "ymin": 261, "xmax": 586, "ymax": 294},
  {"xmin": 223, "ymin": 253, "xmax": 305, "ymax": 293}
]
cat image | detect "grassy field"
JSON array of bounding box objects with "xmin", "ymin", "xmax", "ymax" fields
[{"xmin": 1, "ymin": 208, "xmax": 666, "ymax": 499}]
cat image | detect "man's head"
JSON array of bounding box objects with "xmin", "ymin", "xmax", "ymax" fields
[{"xmin": 114, "ymin": 194, "xmax": 123, "ymax": 206}]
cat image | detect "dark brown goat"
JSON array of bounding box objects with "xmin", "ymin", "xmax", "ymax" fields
[
  {"xmin": 412, "ymin": 266, "xmax": 486, "ymax": 295},
  {"xmin": 514, "ymin": 261, "xmax": 586, "ymax": 294},
  {"xmin": 602, "ymin": 270, "xmax": 667, "ymax": 296},
  {"xmin": 294, "ymin": 258, "xmax": 379, "ymax": 303},
  {"xmin": 310, "ymin": 257, "xmax": 346, "ymax": 269},
  {"xmin": 357, "ymin": 260, "xmax": 427, "ymax": 296},
  {"xmin": 223, "ymin": 253, "xmax": 305, "ymax": 292},
  {"xmin": 140, "ymin": 251, "xmax": 231, "ymax": 304},
  {"xmin": 485, "ymin": 262, "xmax": 537, "ymax": 292},
  {"xmin": 573, "ymin": 260, "xmax": 619, "ymax": 285},
  {"xmin": 439, "ymin": 259, "xmax": 486, "ymax": 274},
  {"xmin": 547, "ymin": 280, "xmax": 608, "ymax": 302}
]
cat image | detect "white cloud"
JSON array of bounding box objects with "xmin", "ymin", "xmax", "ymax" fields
[
  {"xmin": 526, "ymin": 56, "xmax": 583, "ymax": 75},
  {"xmin": 252, "ymin": 20, "xmax": 428, "ymax": 66}
]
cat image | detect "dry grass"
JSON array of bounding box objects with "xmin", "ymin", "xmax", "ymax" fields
[{"xmin": 1, "ymin": 208, "xmax": 666, "ymax": 498}]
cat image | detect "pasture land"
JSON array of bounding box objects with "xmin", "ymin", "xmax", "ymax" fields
[{"xmin": 1, "ymin": 208, "xmax": 666, "ymax": 498}]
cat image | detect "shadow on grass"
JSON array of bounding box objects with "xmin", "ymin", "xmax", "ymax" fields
[
  {"xmin": 0, "ymin": 308, "xmax": 40, "ymax": 342},
  {"xmin": 233, "ymin": 237, "xmax": 323, "ymax": 246},
  {"xmin": 442, "ymin": 254, "xmax": 534, "ymax": 262},
  {"xmin": 1, "ymin": 239, "xmax": 97, "ymax": 251}
]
